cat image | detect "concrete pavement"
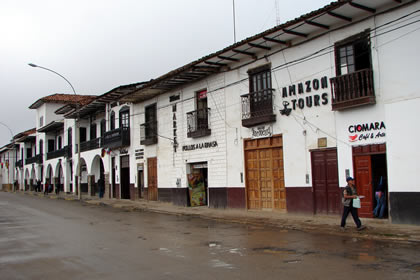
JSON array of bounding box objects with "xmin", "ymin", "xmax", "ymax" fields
[{"xmin": 14, "ymin": 190, "xmax": 420, "ymax": 244}]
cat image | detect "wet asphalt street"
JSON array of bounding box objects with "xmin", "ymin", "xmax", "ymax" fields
[{"xmin": 1, "ymin": 192, "xmax": 419, "ymax": 280}]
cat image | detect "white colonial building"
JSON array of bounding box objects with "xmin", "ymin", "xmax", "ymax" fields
[{"xmin": 2, "ymin": 0, "xmax": 418, "ymax": 225}]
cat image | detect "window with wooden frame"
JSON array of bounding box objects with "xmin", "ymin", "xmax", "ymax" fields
[
  {"xmin": 110, "ymin": 111, "xmax": 115, "ymax": 130},
  {"xmin": 119, "ymin": 106, "xmax": 130, "ymax": 129},
  {"xmin": 335, "ymin": 30, "xmax": 371, "ymax": 76},
  {"xmin": 330, "ymin": 30, "xmax": 375, "ymax": 111},
  {"xmin": 187, "ymin": 89, "xmax": 211, "ymax": 138},
  {"xmin": 241, "ymin": 64, "xmax": 276, "ymax": 127}
]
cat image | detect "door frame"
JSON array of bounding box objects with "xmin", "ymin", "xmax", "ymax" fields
[
  {"xmin": 243, "ymin": 134, "xmax": 285, "ymax": 210},
  {"xmin": 352, "ymin": 143, "xmax": 387, "ymax": 218},
  {"xmin": 310, "ymin": 147, "xmax": 340, "ymax": 215},
  {"xmin": 147, "ymin": 157, "xmax": 158, "ymax": 201}
]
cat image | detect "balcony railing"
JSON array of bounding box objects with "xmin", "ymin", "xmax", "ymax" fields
[
  {"xmin": 140, "ymin": 121, "xmax": 158, "ymax": 145},
  {"xmin": 46, "ymin": 147, "xmax": 68, "ymax": 160},
  {"xmin": 16, "ymin": 159, "xmax": 23, "ymax": 168},
  {"xmin": 241, "ymin": 88, "xmax": 276, "ymax": 128},
  {"xmin": 25, "ymin": 156, "xmax": 37, "ymax": 165},
  {"xmin": 330, "ymin": 69, "xmax": 375, "ymax": 111},
  {"xmin": 80, "ymin": 137, "xmax": 101, "ymax": 152},
  {"xmin": 35, "ymin": 154, "xmax": 43, "ymax": 164},
  {"xmin": 187, "ymin": 108, "xmax": 211, "ymax": 138},
  {"xmin": 103, "ymin": 127, "xmax": 130, "ymax": 149}
]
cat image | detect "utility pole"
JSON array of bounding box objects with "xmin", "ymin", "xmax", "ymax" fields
[{"xmin": 233, "ymin": 0, "xmax": 237, "ymax": 43}]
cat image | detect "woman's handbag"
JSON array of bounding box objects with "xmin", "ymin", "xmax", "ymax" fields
[{"xmin": 353, "ymin": 197, "xmax": 361, "ymax": 208}]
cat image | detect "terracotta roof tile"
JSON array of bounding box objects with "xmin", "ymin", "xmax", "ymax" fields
[{"xmin": 29, "ymin": 93, "xmax": 96, "ymax": 109}]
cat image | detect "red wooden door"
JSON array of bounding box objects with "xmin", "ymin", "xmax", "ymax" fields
[
  {"xmin": 354, "ymin": 155, "xmax": 373, "ymax": 218},
  {"xmin": 311, "ymin": 149, "xmax": 340, "ymax": 214},
  {"xmin": 147, "ymin": 157, "xmax": 158, "ymax": 201}
]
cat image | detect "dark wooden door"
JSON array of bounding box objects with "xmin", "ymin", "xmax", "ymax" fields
[
  {"xmin": 112, "ymin": 157, "xmax": 116, "ymax": 198},
  {"xmin": 311, "ymin": 149, "xmax": 340, "ymax": 215},
  {"xmin": 354, "ymin": 155, "xmax": 373, "ymax": 218},
  {"xmin": 147, "ymin": 157, "xmax": 158, "ymax": 201},
  {"xmin": 120, "ymin": 155, "xmax": 130, "ymax": 199}
]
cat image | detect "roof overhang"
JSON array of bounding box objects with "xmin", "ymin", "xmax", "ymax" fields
[
  {"xmin": 65, "ymin": 82, "xmax": 146, "ymax": 119},
  {"xmin": 37, "ymin": 121, "xmax": 64, "ymax": 133},
  {"xmin": 120, "ymin": 0, "xmax": 405, "ymax": 103}
]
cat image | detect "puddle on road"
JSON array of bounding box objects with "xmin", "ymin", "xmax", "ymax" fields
[
  {"xmin": 253, "ymin": 247, "xmax": 296, "ymax": 255},
  {"xmin": 209, "ymin": 259, "xmax": 235, "ymax": 269}
]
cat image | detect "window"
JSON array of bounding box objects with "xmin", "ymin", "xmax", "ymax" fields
[
  {"xmin": 110, "ymin": 111, "xmax": 115, "ymax": 130},
  {"xmin": 79, "ymin": 127, "xmax": 87, "ymax": 142},
  {"xmin": 119, "ymin": 106, "xmax": 130, "ymax": 129},
  {"xmin": 335, "ymin": 30, "xmax": 371, "ymax": 76},
  {"xmin": 90, "ymin": 123, "xmax": 97, "ymax": 139},
  {"xmin": 241, "ymin": 64, "xmax": 275, "ymax": 127},
  {"xmin": 26, "ymin": 148, "xmax": 32, "ymax": 158},
  {"xmin": 57, "ymin": 136, "xmax": 62, "ymax": 150},
  {"xmin": 330, "ymin": 30, "xmax": 375, "ymax": 111},
  {"xmin": 187, "ymin": 89, "xmax": 211, "ymax": 138},
  {"xmin": 39, "ymin": 116, "xmax": 44, "ymax": 127},
  {"xmin": 100, "ymin": 119, "xmax": 106, "ymax": 137},
  {"xmin": 48, "ymin": 139, "xmax": 55, "ymax": 152},
  {"xmin": 140, "ymin": 104, "xmax": 157, "ymax": 145}
]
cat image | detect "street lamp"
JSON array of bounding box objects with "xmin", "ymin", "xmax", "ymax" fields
[
  {"xmin": 28, "ymin": 63, "xmax": 82, "ymax": 200},
  {"xmin": 0, "ymin": 121, "xmax": 14, "ymax": 140}
]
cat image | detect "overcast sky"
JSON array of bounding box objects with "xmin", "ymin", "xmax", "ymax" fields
[{"xmin": 0, "ymin": 0, "xmax": 332, "ymax": 147}]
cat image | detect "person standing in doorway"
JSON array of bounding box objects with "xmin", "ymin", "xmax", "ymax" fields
[
  {"xmin": 373, "ymin": 177, "xmax": 386, "ymax": 218},
  {"xmin": 36, "ymin": 180, "xmax": 41, "ymax": 192},
  {"xmin": 44, "ymin": 180, "xmax": 49, "ymax": 195},
  {"xmin": 98, "ymin": 177, "xmax": 105, "ymax": 199},
  {"xmin": 340, "ymin": 177, "xmax": 366, "ymax": 231}
]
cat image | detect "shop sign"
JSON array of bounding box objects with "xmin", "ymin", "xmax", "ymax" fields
[
  {"xmin": 251, "ymin": 125, "xmax": 272, "ymax": 139},
  {"xmin": 279, "ymin": 76, "xmax": 329, "ymax": 115},
  {"xmin": 348, "ymin": 121, "xmax": 386, "ymax": 142},
  {"xmin": 182, "ymin": 141, "xmax": 218, "ymax": 151}
]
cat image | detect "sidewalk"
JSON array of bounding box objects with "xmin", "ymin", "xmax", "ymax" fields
[{"xmin": 20, "ymin": 190, "xmax": 420, "ymax": 244}]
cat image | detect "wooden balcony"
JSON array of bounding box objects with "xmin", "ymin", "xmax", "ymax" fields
[
  {"xmin": 187, "ymin": 108, "xmax": 211, "ymax": 138},
  {"xmin": 25, "ymin": 156, "xmax": 37, "ymax": 165},
  {"xmin": 241, "ymin": 88, "xmax": 276, "ymax": 128},
  {"xmin": 140, "ymin": 121, "xmax": 158, "ymax": 145},
  {"xmin": 46, "ymin": 147, "xmax": 68, "ymax": 160},
  {"xmin": 80, "ymin": 138, "xmax": 101, "ymax": 152},
  {"xmin": 330, "ymin": 69, "xmax": 376, "ymax": 111},
  {"xmin": 103, "ymin": 127, "xmax": 130, "ymax": 149}
]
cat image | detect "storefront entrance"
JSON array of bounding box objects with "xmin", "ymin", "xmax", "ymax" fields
[
  {"xmin": 120, "ymin": 155, "xmax": 130, "ymax": 199},
  {"xmin": 244, "ymin": 135, "xmax": 286, "ymax": 210},
  {"xmin": 311, "ymin": 148, "xmax": 340, "ymax": 215},
  {"xmin": 187, "ymin": 162, "xmax": 208, "ymax": 207},
  {"xmin": 353, "ymin": 144, "xmax": 388, "ymax": 218}
]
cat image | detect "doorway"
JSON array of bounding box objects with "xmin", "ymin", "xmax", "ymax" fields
[
  {"xmin": 244, "ymin": 135, "xmax": 286, "ymax": 210},
  {"xmin": 187, "ymin": 163, "xmax": 208, "ymax": 207},
  {"xmin": 137, "ymin": 165, "xmax": 144, "ymax": 199},
  {"xmin": 353, "ymin": 144, "xmax": 388, "ymax": 218},
  {"xmin": 147, "ymin": 157, "xmax": 158, "ymax": 201},
  {"xmin": 120, "ymin": 155, "xmax": 130, "ymax": 199},
  {"xmin": 311, "ymin": 148, "xmax": 340, "ymax": 215},
  {"xmin": 112, "ymin": 157, "xmax": 117, "ymax": 198}
]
